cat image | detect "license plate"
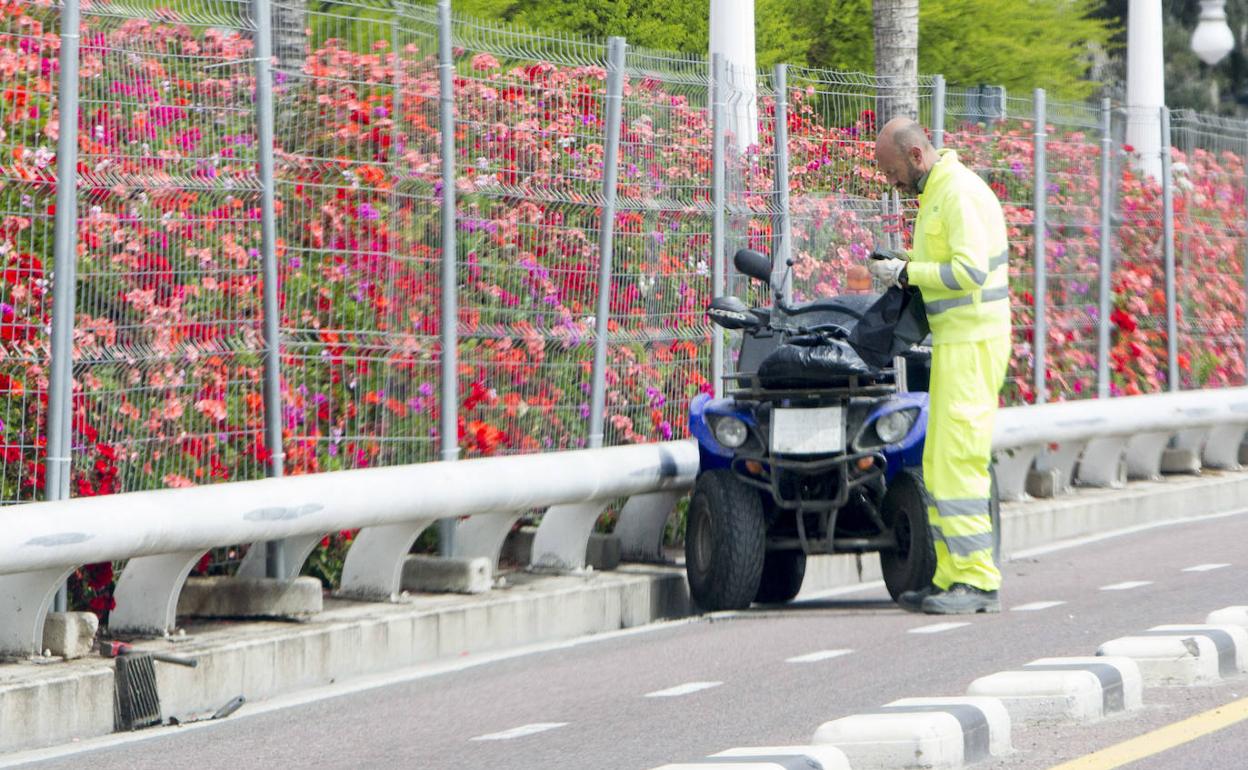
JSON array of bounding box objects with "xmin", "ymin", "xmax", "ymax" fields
[{"xmin": 770, "ymin": 406, "xmax": 845, "ymax": 455}]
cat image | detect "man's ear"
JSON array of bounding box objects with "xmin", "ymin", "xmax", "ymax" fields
[{"xmin": 909, "ymin": 145, "xmax": 925, "ymax": 167}]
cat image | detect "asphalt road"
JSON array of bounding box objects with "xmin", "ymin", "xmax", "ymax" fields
[{"xmin": 15, "ymin": 510, "xmax": 1248, "ymax": 770}]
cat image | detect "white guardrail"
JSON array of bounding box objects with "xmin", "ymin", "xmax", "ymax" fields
[{"xmin": 2, "ymin": 387, "xmax": 1247, "ymax": 657}]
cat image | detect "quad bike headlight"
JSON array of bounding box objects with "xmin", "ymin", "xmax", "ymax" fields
[
  {"xmin": 874, "ymin": 408, "xmax": 917, "ymax": 445},
  {"xmin": 713, "ymin": 416, "xmax": 749, "ymax": 448}
]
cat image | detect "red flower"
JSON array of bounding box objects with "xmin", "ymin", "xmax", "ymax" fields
[
  {"xmin": 1110, "ymin": 308, "xmax": 1137, "ymax": 333},
  {"xmin": 88, "ymin": 594, "xmax": 116, "ymax": 613}
]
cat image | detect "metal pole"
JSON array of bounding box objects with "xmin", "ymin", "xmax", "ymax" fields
[
  {"xmin": 931, "ymin": 74, "xmax": 946, "ymax": 150},
  {"xmin": 771, "ymin": 63, "xmax": 792, "ymax": 303},
  {"xmin": 1097, "ymin": 97, "xmax": 1113, "ymax": 399},
  {"xmin": 1244, "ymin": 134, "xmax": 1248, "ymax": 382},
  {"xmin": 437, "ymin": 0, "xmax": 458, "ymax": 553},
  {"xmin": 710, "ymin": 53, "xmax": 726, "ymax": 399},
  {"xmin": 253, "ymin": 0, "xmax": 285, "ymax": 579},
  {"xmin": 1033, "ymin": 88, "xmax": 1048, "ymax": 404},
  {"xmin": 587, "ymin": 36, "xmax": 626, "ymax": 449},
  {"xmin": 1161, "ymin": 105, "xmax": 1179, "ymax": 391},
  {"xmin": 47, "ymin": 0, "xmax": 81, "ymax": 612},
  {"xmin": 890, "ymin": 189, "xmax": 903, "ymax": 252}
]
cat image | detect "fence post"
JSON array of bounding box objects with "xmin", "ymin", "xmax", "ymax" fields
[
  {"xmin": 252, "ymin": 0, "xmax": 286, "ymax": 578},
  {"xmin": 710, "ymin": 53, "xmax": 726, "ymax": 399},
  {"xmin": 1033, "ymin": 88, "xmax": 1048, "ymax": 404},
  {"xmin": 437, "ymin": 0, "xmax": 458, "ymax": 552},
  {"xmin": 931, "ymin": 74, "xmax": 945, "ymax": 150},
  {"xmin": 1097, "ymin": 97, "xmax": 1113, "ymax": 399},
  {"xmin": 1161, "ymin": 105, "xmax": 1178, "ymax": 392},
  {"xmin": 587, "ymin": 36, "xmax": 626, "ymax": 449},
  {"xmin": 47, "ymin": 0, "xmax": 82, "ymax": 612},
  {"xmin": 771, "ymin": 63, "xmax": 792, "ymax": 303}
]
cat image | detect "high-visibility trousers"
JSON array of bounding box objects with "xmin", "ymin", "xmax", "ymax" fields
[{"xmin": 924, "ymin": 335, "xmax": 1011, "ymax": 592}]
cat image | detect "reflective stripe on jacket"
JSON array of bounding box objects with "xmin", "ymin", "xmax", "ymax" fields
[{"xmin": 906, "ymin": 149, "xmax": 1012, "ymax": 344}]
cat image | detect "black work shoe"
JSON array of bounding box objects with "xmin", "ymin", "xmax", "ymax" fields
[
  {"xmin": 920, "ymin": 583, "xmax": 1000, "ymax": 615},
  {"xmin": 898, "ymin": 585, "xmax": 940, "ymax": 613}
]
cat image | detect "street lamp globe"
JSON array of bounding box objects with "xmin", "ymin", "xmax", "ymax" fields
[{"xmin": 1191, "ymin": 0, "xmax": 1235, "ymax": 66}]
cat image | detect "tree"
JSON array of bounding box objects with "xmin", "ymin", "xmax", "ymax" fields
[{"xmin": 872, "ymin": 0, "xmax": 919, "ymax": 121}]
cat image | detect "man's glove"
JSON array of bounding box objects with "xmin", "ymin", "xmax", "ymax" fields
[{"xmin": 868, "ymin": 248, "xmax": 908, "ymax": 288}]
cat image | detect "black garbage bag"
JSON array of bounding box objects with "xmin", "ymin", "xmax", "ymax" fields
[
  {"xmin": 846, "ymin": 285, "xmax": 930, "ymax": 369},
  {"xmin": 757, "ymin": 338, "xmax": 875, "ymax": 388}
]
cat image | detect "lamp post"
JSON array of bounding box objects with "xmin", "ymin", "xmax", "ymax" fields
[
  {"xmin": 1127, "ymin": 0, "xmax": 1235, "ymax": 180},
  {"xmin": 1125, "ymin": 0, "xmax": 1166, "ymax": 180},
  {"xmin": 709, "ymin": 0, "xmax": 759, "ymax": 148}
]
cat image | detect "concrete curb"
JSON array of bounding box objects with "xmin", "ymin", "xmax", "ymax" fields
[{"xmin": 4, "ymin": 470, "xmax": 1248, "ymax": 755}]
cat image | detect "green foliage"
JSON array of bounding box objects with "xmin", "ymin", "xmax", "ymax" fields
[
  {"xmin": 920, "ymin": 0, "xmax": 1115, "ymax": 100},
  {"xmin": 755, "ymin": 0, "xmax": 1116, "ymax": 100},
  {"xmin": 453, "ymin": 0, "xmax": 1116, "ymax": 101},
  {"xmin": 452, "ymin": 0, "xmax": 708, "ymax": 51}
]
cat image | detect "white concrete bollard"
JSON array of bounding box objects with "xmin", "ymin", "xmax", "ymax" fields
[
  {"xmin": 1146, "ymin": 625, "xmax": 1248, "ymax": 676},
  {"xmin": 1207, "ymin": 606, "xmax": 1248, "ymax": 630},
  {"xmin": 712, "ymin": 745, "xmax": 852, "ymax": 768},
  {"xmin": 812, "ymin": 698, "xmax": 1004, "ymax": 769},
  {"xmin": 1024, "ymin": 656, "xmax": 1143, "ymax": 713},
  {"xmin": 966, "ymin": 665, "xmax": 1116, "ymax": 724},
  {"xmin": 1097, "ymin": 634, "xmax": 1222, "ymax": 685}
]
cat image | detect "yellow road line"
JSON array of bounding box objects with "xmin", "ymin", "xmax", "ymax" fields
[{"xmin": 1047, "ymin": 695, "xmax": 1248, "ymax": 770}]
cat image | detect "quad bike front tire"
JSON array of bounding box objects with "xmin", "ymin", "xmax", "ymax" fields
[
  {"xmin": 685, "ymin": 469, "xmax": 766, "ymax": 611},
  {"xmin": 878, "ymin": 469, "xmax": 937, "ymax": 601},
  {"xmin": 878, "ymin": 467, "xmax": 1003, "ymax": 600}
]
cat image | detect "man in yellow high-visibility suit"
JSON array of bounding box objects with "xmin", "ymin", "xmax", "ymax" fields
[{"xmin": 869, "ymin": 116, "xmax": 1011, "ymax": 615}]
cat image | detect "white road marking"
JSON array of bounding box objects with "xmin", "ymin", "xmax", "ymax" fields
[
  {"xmin": 1011, "ymin": 600, "xmax": 1067, "ymax": 612},
  {"xmin": 908, "ymin": 622, "xmax": 970, "ymax": 634},
  {"xmin": 1100, "ymin": 580, "xmax": 1154, "ymax": 591},
  {"xmin": 470, "ymin": 723, "xmax": 568, "ymax": 741},
  {"xmin": 786, "ymin": 649, "xmax": 855, "ymax": 663},
  {"xmin": 1183, "ymin": 563, "xmax": 1231, "ymax": 573},
  {"xmin": 645, "ymin": 681, "xmax": 722, "ymax": 698}
]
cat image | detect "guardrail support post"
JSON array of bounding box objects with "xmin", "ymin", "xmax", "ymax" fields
[
  {"xmin": 612, "ymin": 490, "xmax": 683, "ymax": 562},
  {"xmin": 108, "ymin": 551, "xmax": 206, "ymax": 636},
  {"xmin": 0, "ymin": 567, "xmax": 78, "ymax": 656}
]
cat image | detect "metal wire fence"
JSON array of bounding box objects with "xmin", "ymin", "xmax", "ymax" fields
[
  {"xmin": 0, "ymin": 0, "xmax": 56, "ymax": 503},
  {"xmin": 1170, "ymin": 110, "xmax": 1248, "ymax": 390},
  {"xmin": 15, "ymin": 0, "xmax": 1248, "ymax": 526}
]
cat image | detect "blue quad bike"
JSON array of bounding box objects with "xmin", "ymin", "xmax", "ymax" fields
[{"xmin": 686, "ymin": 248, "xmax": 999, "ymax": 611}]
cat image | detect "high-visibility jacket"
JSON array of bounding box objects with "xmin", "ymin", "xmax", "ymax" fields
[{"xmin": 905, "ymin": 149, "xmax": 1011, "ymax": 345}]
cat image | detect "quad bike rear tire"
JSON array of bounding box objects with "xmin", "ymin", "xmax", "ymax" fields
[{"xmin": 753, "ymin": 549, "xmax": 806, "ymax": 604}]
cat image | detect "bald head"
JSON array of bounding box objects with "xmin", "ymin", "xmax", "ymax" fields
[{"xmin": 875, "ymin": 117, "xmax": 939, "ymax": 195}]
